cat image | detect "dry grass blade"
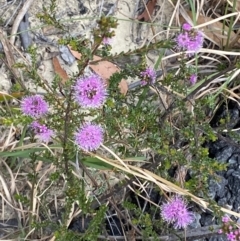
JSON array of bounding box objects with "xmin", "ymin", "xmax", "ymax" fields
[
  {"xmin": 201, "ymin": 48, "xmax": 240, "ymax": 56},
  {"xmin": 100, "ymin": 144, "xmax": 130, "ymax": 170},
  {"xmin": 0, "ymin": 91, "xmax": 23, "ymax": 102},
  {"xmin": 94, "ymin": 152, "xmax": 240, "ymax": 218},
  {"xmin": 0, "ymin": 29, "xmax": 25, "ymax": 89},
  {"xmin": 128, "ymin": 185, "xmax": 161, "ymax": 208},
  {"xmin": 12, "ymin": 142, "xmax": 62, "ymax": 153},
  {"xmin": 0, "ymin": 172, "xmax": 12, "ymax": 205},
  {"xmin": 195, "ymin": 68, "xmax": 240, "ymax": 100},
  {"xmin": 9, "ymin": 0, "xmax": 35, "ymax": 45},
  {"xmin": 224, "ymin": 88, "xmax": 240, "ymax": 100},
  {"xmin": 36, "ymin": 164, "xmax": 55, "ymax": 198},
  {"xmin": 1, "ymin": 159, "xmax": 16, "ymax": 195},
  {"xmin": 0, "ymin": 125, "xmax": 20, "ymax": 152}
]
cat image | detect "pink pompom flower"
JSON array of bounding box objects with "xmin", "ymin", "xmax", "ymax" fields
[
  {"xmin": 73, "ymin": 74, "xmax": 107, "ymax": 109},
  {"xmin": 227, "ymin": 232, "xmax": 235, "ymax": 241},
  {"xmin": 161, "ymin": 196, "xmax": 193, "ymax": 229},
  {"xmin": 140, "ymin": 67, "xmax": 156, "ymax": 86},
  {"xmin": 189, "ymin": 74, "xmax": 197, "ymax": 84},
  {"xmin": 21, "ymin": 95, "xmax": 48, "ymax": 118},
  {"xmin": 31, "ymin": 121, "xmax": 54, "ymax": 143},
  {"xmin": 102, "ymin": 37, "xmax": 113, "ymax": 45},
  {"xmin": 74, "ymin": 123, "xmax": 104, "ymax": 151},
  {"xmin": 176, "ymin": 25, "xmax": 204, "ymax": 55},
  {"xmin": 182, "ymin": 23, "xmax": 192, "ymax": 31}
]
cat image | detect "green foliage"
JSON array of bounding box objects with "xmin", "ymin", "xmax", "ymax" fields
[
  {"xmin": 54, "ymin": 205, "xmax": 107, "ymax": 241},
  {"xmin": 36, "ymin": 0, "xmax": 65, "ymax": 30},
  {"xmin": 123, "ymin": 201, "xmax": 159, "ymax": 241},
  {"xmin": 2, "ymin": 1, "xmax": 238, "ymax": 240}
]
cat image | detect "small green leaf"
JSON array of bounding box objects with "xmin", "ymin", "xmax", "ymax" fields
[
  {"xmin": 0, "ymin": 148, "xmax": 43, "ymax": 158},
  {"xmin": 83, "ymin": 157, "xmax": 113, "ymax": 170},
  {"xmin": 123, "ymin": 156, "xmax": 146, "ymax": 162}
]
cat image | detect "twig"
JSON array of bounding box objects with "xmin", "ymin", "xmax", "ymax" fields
[
  {"xmin": 0, "ymin": 29, "xmax": 26, "ymax": 89},
  {"xmin": 108, "ymin": 199, "xmax": 142, "ymax": 236},
  {"xmin": 10, "ymin": 0, "xmax": 35, "ymax": 45}
]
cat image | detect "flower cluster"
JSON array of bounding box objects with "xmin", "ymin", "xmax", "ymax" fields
[
  {"xmin": 160, "ymin": 196, "xmax": 193, "ymax": 229},
  {"xmin": 176, "ymin": 22, "xmax": 204, "ymax": 55},
  {"xmin": 140, "ymin": 67, "xmax": 156, "ymax": 86},
  {"xmin": 20, "ymin": 95, "xmax": 54, "ymax": 143},
  {"xmin": 189, "ymin": 74, "xmax": 197, "ymax": 85},
  {"xmin": 73, "ymin": 74, "xmax": 107, "ymax": 109},
  {"xmin": 31, "ymin": 121, "xmax": 54, "ymax": 143},
  {"xmin": 20, "ymin": 73, "xmax": 107, "ymax": 150},
  {"xmin": 74, "ymin": 123, "xmax": 104, "ymax": 152},
  {"xmin": 218, "ymin": 216, "xmax": 240, "ymax": 241},
  {"xmin": 72, "ymin": 74, "xmax": 106, "ymax": 151},
  {"xmin": 21, "ymin": 95, "xmax": 48, "ymax": 118},
  {"xmin": 102, "ymin": 37, "xmax": 113, "ymax": 45}
]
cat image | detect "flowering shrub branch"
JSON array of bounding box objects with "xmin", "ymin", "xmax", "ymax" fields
[{"xmin": 2, "ymin": 4, "xmax": 240, "ymax": 239}]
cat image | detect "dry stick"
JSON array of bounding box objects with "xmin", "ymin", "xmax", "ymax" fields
[
  {"xmin": 108, "ymin": 199, "xmax": 142, "ymax": 236},
  {"xmin": 0, "ymin": 29, "xmax": 26, "ymax": 89},
  {"xmin": 10, "ymin": 0, "xmax": 35, "ymax": 45},
  {"xmin": 78, "ymin": 160, "xmax": 99, "ymax": 188}
]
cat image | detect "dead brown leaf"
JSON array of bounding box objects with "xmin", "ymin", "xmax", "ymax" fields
[
  {"xmin": 68, "ymin": 47, "xmax": 84, "ymax": 60},
  {"xmin": 118, "ymin": 79, "xmax": 128, "ymax": 95},
  {"xmin": 180, "ymin": 11, "xmax": 240, "ymax": 47},
  {"xmin": 52, "ymin": 57, "xmax": 69, "ymax": 84},
  {"xmin": 68, "ymin": 46, "xmax": 128, "ymax": 95},
  {"xmin": 90, "ymin": 59, "xmax": 117, "ymax": 85},
  {"xmin": 136, "ymin": 0, "xmax": 157, "ymax": 22}
]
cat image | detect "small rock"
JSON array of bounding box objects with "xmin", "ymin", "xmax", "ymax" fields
[
  {"xmin": 0, "ymin": 72, "xmax": 11, "ymax": 91},
  {"xmin": 228, "ymin": 154, "xmax": 238, "ymax": 164},
  {"xmin": 59, "ymin": 45, "xmax": 75, "ymax": 66},
  {"xmin": 78, "ymin": 1, "xmax": 88, "ymax": 14},
  {"xmin": 233, "ymin": 195, "xmax": 240, "ymax": 210},
  {"xmin": 231, "ymin": 170, "xmax": 240, "ymax": 179},
  {"xmin": 208, "ymin": 236, "xmax": 227, "ymax": 241},
  {"xmin": 226, "ymin": 108, "xmax": 240, "ymax": 129},
  {"xmin": 189, "ymin": 212, "xmax": 201, "ymax": 229},
  {"xmin": 225, "ymin": 168, "xmax": 234, "ymax": 178},
  {"xmin": 200, "ymin": 213, "xmax": 215, "ymax": 226},
  {"xmin": 208, "ymin": 175, "xmax": 228, "ymax": 199},
  {"xmin": 102, "ymin": 3, "xmax": 115, "ymax": 15},
  {"xmin": 215, "ymin": 146, "xmax": 235, "ymax": 163},
  {"xmin": 217, "ymin": 197, "xmax": 227, "ymax": 206}
]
